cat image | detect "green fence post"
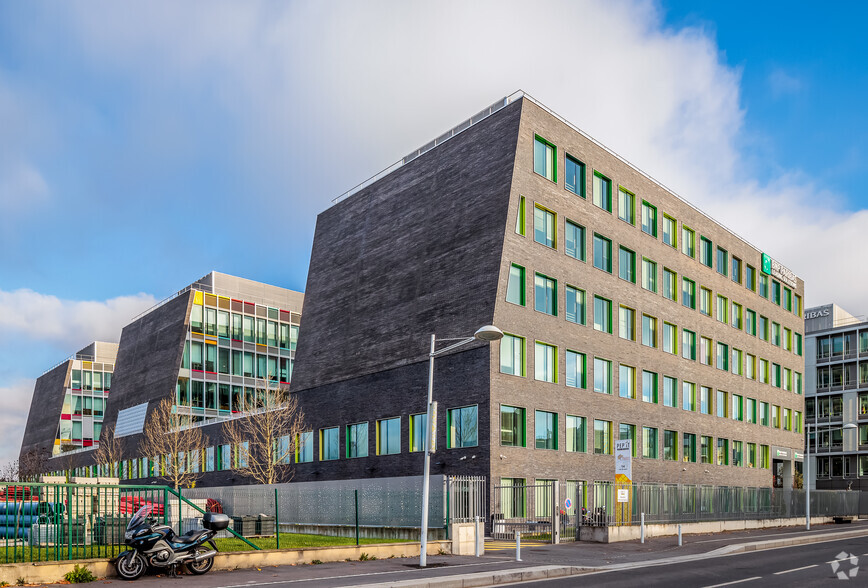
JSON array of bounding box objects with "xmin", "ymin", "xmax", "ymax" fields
[
  {"xmin": 354, "ymin": 489, "xmax": 359, "ymax": 546},
  {"xmin": 66, "ymin": 485, "xmax": 72, "ymax": 561},
  {"xmin": 274, "ymin": 488, "xmax": 280, "ymax": 550}
]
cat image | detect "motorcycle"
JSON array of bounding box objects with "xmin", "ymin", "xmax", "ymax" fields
[{"xmin": 114, "ymin": 504, "xmax": 230, "ymax": 580}]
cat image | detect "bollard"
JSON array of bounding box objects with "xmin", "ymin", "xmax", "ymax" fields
[
  {"xmin": 475, "ymin": 516, "xmax": 481, "ymax": 557},
  {"xmin": 677, "ymin": 524, "xmax": 682, "ymax": 546},
  {"xmin": 640, "ymin": 513, "xmax": 645, "ymax": 544},
  {"xmin": 515, "ymin": 529, "xmax": 522, "ymax": 562}
]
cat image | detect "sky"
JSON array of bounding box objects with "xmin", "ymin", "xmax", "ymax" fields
[{"xmin": 1, "ymin": 0, "xmax": 868, "ymax": 464}]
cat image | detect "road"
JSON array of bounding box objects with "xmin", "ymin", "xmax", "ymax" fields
[{"xmin": 517, "ymin": 534, "xmax": 868, "ymax": 587}]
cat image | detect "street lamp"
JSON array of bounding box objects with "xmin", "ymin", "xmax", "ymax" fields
[
  {"xmin": 805, "ymin": 421, "xmax": 856, "ymax": 530},
  {"xmin": 420, "ymin": 325, "xmax": 503, "ymax": 567}
]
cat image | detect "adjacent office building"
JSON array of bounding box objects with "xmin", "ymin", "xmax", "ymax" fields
[
  {"xmin": 289, "ymin": 92, "xmax": 806, "ymax": 493},
  {"xmin": 804, "ymin": 303, "xmax": 868, "ymax": 490}
]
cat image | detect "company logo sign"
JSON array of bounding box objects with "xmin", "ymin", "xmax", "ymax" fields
[
  {"xmin": 830, "ymin": 551, "xmax": 859, "ymax": 580},
  {"xmin": 761, "ymin": 253, "xmax": 797, "ymax": 289},
  {"xmin": 805, "ymin": 308, "xmax": 831, "ymax": 319}
]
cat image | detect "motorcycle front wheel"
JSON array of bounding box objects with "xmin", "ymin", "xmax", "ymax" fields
[
  {"xmin": 115, "ymin": 551, "xmax": 147, "ymax": 581},
  {"xmin": 187, "ymin": 546, "xmax": 214, "ymax": 575}
]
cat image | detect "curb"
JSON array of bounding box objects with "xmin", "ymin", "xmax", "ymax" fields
[{"xmin": 707, "ymin": 527, "xmax": 868, "ymax": 556}]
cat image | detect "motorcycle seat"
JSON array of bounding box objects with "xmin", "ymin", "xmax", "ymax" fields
[{"xmin": 174, "ymin": 529, "xmax": 209, "ymax": 544}]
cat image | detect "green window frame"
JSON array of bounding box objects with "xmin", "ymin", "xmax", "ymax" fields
[
  {"xmin": 642, "ymin": 258, "xmax": 657, "ymax": 292},
  {"xmin": 534, "ymin": 341, "xmax": 558, "ymax": 383},
  {"xmin": 663, "ymin": 322, "xmax": 678, "ymax": 355},
  {"xmin": 700, "ymin": 236, "xmax": 713, "ymax": 267},
  {"xmin": 642, "ymin": 314, "xmax": 657, "ymax": 348},
  {"xmin": 409, "ymin": 413, "xmax": 427, "ymax": 453},
  {"xmin": 593, "ymin": 233, "xmax": 612, "ymax": 272},
  {"xmin": 716, "ymin": 246, "xmax": 728, "ymax": 276},
  {"xmin": 534, "ymin": 272, "xmax": 557, "ymax": 316},
  {"xmin": 717, "ymin": 390, "xmax": 728, "ymax": 418},
  {"xmin": 745, "ymin": 309, "xmax": 757, "ymax": 335},
  {"xmin": 319, "ymin": 427, "xmax": 340, "ymax": 461},
  {"xmin": 641, "ymin": 201, "xmax": 657, "ymax": 237},
  {"xmin": 506, "ymin": 263, "xmax": 526, "ymax": 306},
  {"xmin": 662, "ymin": 214, "xmax": 677, "ymax": 248},
  {"xmin": 663, "ymin": 375, "xmax": 677, "ymax": 408},
  {"xmin": 700, "ymin": 386, "xmax": 711, "ymax": 415},
  {"xmin": 346, "ymin": 422, "xmax": 369, "ymax": 458},
  {"xmin": 700, "ymin": 286, "xmax": 712, "ymax": 316},
  {"xmin": 594, "ymin": 419, "xmax": 612, "ymax": 455},
  {"xmin": 565, "ymin": 219, "xmax": 586, "ymax": 261},
  {"xmin": 642, "ymin": 427, "xmax": 658, "ymax": 459},
  {"xmin": 731, "ymin": 302, "xmax": 743, "ymax": 330},
  {"xmin": 515, "ymin": 195, "xmax": 526, "ymax": 236},
  {"xmin": 642, "ymin": 370, "xmax": 658, "ymax": 403},
  {"xmin": 682, "ymin": 329, "xmax": 696, "ymax": 361},
  {"xmin": 535, "ymin": 410, "xmax": 558, "ymax": 450},
  {"xmin": 533, "ymin": 135, "xmax": 557, "ymax": 182},
  {"xmin": 447, "ymin": 405, "xmax": 478, "ymax": 448},
  {"xmin": 500, "ymin": 405, "xmax": 526, "ymax": 447},
  {"xmin": 731, "ymin": 256, "xmax": 742, "ymax": 284},
  {"xmin": 566, "ymin": 350, "xmax": 587, "ymax": 388},
  {"xmin": 682, "ymin": 278, "xmax": 696, "ymax": 309},
  {"xmin": 681, "ymin": 226, "xmax": 695, "ymax": 257},
  {"xmin": 663, "ymin": 268, "xmax": 677, "ymax": 301},
  {"xmin": 618, "ymin": 187, "xmax": 635, "ymax": 225},
  {"xmin": 716, "ymin": 294, "xmax": 728, "ymax": 323},
  {"xmin": 618, "ymin": 246, "xmax": 636, "ymax": 283},
  {"xmin": 701, "ymin": 436, "xmax": 713, "ymax": 464},
  {"xmin": 663, "ymin": 430, "xmax": 678, "ymax": 461},
  {"xmin": 619, "ymin": 364, "xmax": 636, "ymax": 399},
  {"xmin": 500, "ymin": 333, "xmax": 525, "ymax": 377},
  {"xmin": 565, "ymin": 153, "xmax": 585, "ymax": 196},
  {"xmin": 619, "ymin": 305, "xmax": 635, "ymax": 341},
  {"xmin": 717, "ymin": 438, "xmax": 729, "ymax": 466},
  {"xmin": 594, "ymin": 357, "xmax": 612, "ymax": 394},
  {"xmin": 565, "ymin": 285, "xmax": 586, "ymax": 325},
  {"xmin": 732, "ymin": 394, "xmax": 743, "ymax": 421},
  {"xmin": 619, "ymin": 424, "xmax": 637, "ymax": 457},
  {"xmin": 566, "ymin": 415, "xmax": 586, "ymax": 452},
  {"xmin": 716, "ymin": 342, "xmax": 729, "ymax": 371},
  {"xmin": 745, "ymin": 264, "xmax": 756, "ymax": 291},
  {"xmin": 682, "ymin": 381, "xmax": 696, "ymax": 411},
  {"xmin": 682, "ymin": 433, "xmax": 697, "ymax": 463},
  {"xmin": 594, "ymin": 295, "xmax": 613, "ymax": 334},
  {"xmin": 592, "ymin": 171, "xmax": 612, "ymax": 212}
]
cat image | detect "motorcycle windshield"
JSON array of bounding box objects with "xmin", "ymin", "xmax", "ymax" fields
[{"xmin": 127, "ymin": 504, "xmax": 152, "ymax": 531}]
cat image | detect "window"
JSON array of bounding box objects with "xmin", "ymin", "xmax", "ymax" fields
[
  {"xmin": 619, "ymin": 306, "xmax": 635, "ymax": 341},
  {"xmin": 642, "ymin": 371, "xmax": 658, "ymax": 403},
  {"xmin": 716, "ymin": 294, "xmax": 728, "ymax": 323},
  {"xmin": 783, "ymin": 327, "xmax": 792, "ymax": 351},
  {"xmin": 758, "ymin": 315, "xmax": 769, "ymax": 341},
  {"xmin": 682, "ymin": 329, "xmax": 697, "ymax": 361},
  {"xmin": 565, "ymin": 285, "xmax": 586, "ymax": 325},
  {"xmin": 593, "ymin": 171, "xmax": 612, "ymax": 212},
  {"xmin": 565, "ymin": 154, "xmax": 585, "ymax": 196},
  {"xmin": 506, "ymin": 264, "xmax": 525, "ymax": 306},
  {"xmin": 745, "ymin": 398, "xmax": 757, "ymax": 424},
  {"xmin": 662, "ymin": 215, "xmax": 677, "ymax": 248},
  {"xmin": 745, "ymin": 265, "xmax": 756, "ymax": 291},
  {"xmin": 758, "ymin": 358, "xmax": 769, "ymax": 384},
  {"xmin": 534, "ymin": 342, "xmax": 557, "ymax": 383},
  {"xmin": 320, "ymin": 427, "xmax": 339, "ymax": 461},
  {"xmin": 663, "ymin": 268, "xmax": 677, "ymax": 301},
  {"xmin": 500, "ymin": 334, "xmax": 525, "ymax": 376},
  {"xmin": 594, "ymin": 420, "xmax": 612, "ymax": 454},
  {"xmin": 594, "ymin": 357, "xmax": 612, "ymax": 394},
  {"xmin": 771, "ymin": 322, "xmax": 781, "ymax": 346},
  {"xmin": 759, "ymin": 274, "xmax": 769, "ymax": 298},
  {"xmin": 642, "ymin": 314, "xmax": 657, "ymax": 348},
  {"xmin": 700, "ymin": 287, "xmax": 712, "ymax": 316},
  {"xmin": 663, "ymin": 376, "xmax": 677, "ymax": 408},
  {"xmin": 731, "ymin": 303, "xmax": 743, "ymax": 329},
  {"xmin": 619, "ymin": 364, "xmax": 636, "ymax": 399},
  {"xmin": 772, "ymin": 280, "xmax": 781, "ymax": 305},
  {"xmin": 700, "ymin": 236, "xmax": 713, "ymax": 267},
  {"xmin": 641, "ymin": 201, "xmax": 657, "ymax": 237},
  {"xmin": 717, "ymin": 390, "xmax": 728, "ymax": 418},
  {"xmin": 663, "ymin": 322, "xmax": 678, "ymax": 355},
  {"xmin": 794, "ymin": 294, "xmax": 802, "ymax": 316},
  {"xmin": 618, "ymin": 187, "xmax": 635, "ymax": 224},
  {"xmin": 746, "ymin": 353, "xmax": 756, "ymax": 379},
  {"xmin": 534, "ymin": 135, "xmax": 556, "ymax": 181},
  {"xmin": 772, "ymin": 363, "xmax": 782, "ymax": 387},
  {"xmin": 716, "ymin": 438, "xmax": 729, "ymax": 466},
  {"xmin": 566, "ymin": 350, "xmax": 586, "ymax": 388},
  {"xmin": 619, "ymin": 424, "xmax": 637, "ymax": 456},
  {"xmin": 732, "ymin": 394, "xmax": 743, "ymax": 421},
  {"xmin": 565, "ymin": 220, "xmax": 586, "ymax": 261},
  {"xmin": 664, "ymin": 430, "xmax": 678, "ymax": 461},
  {"xmin": 795, "ymin": 333, "xmax": 803, "ymax": 356},
  {"xmin": 500, "ymin": 405, "xmax": 527, "ymax": 447},
  {"xmin": 566, "ymin": 415, "xmax": 586, "ymax": 452},
  {"xmin": 759, "ymin": 402, "xmax": 769, "ymax": 426},
  {"xmin": 619, "ymin": 246, "xmax": 636, "ymax": 283},
  {"xmin": 732, "ymin": 441, "xmax": 743, "ymax": 467},
  {"xmin": 701, "ymin": 436, "xmax": 712, "ymax": 464},
  {"xmin": 410, "ymin": 413, "xmax": 427, "ymax": 452},
  {"xmin": 760, "ymin": 445, "xmax": 770, "ymax": 468},
  {"xmin": 377, "ymin": 417, "xmax": 400, "ymax": 456},
  {"xmin": 347, "ymin": 423, "xmax": 369, "ymax": 458},
  {"xmin": 535, "ymin": 411, "xmax": 558, "ymax": 450},
  {"xmin": 448, "ymin": 406, "xmax": 478, "ymax": 448},
  {"xmin": 731, "ymin": 257, "xmax": 742, "ymax": 283},
  {"xmin": 731, "ymin": 348, "xmax": 743, "ymax": 375},
  {"xmin": 716, "ymin": 342, "xmax": 729, "ymax": 371},
  {"xmin": 682, "ymin": 226, "xmax": 695, "ymax": 257},
  {"xmin": 594, "ymin": 296, "xmax": 612, "ymax": 334},
  {"xmin": 682, "ymin": 278, "xmax": 696, "ymax": 309},
  {"xmin": 716, "ymin": 247, "xmax": 728, "ymax": 275},
  {"xmin": 593, "ymin": 234, "xmax": 612, "ymax": 272},
  {"xmin": 515, "ymin": 195, "xmax": 525, "ymax": 235},
  {"xmin": 700, "ymin": 386, "xmax": 711, "ymax": 415},
  {"xmin": 682, "ymin": 381, "xmax": 696, "ymax": 411},
  {"xmin": 533, "ymin": 205, "xmax": 556, "ymax": 248},
  {"xmin": 745, "ymin": 309, "xmax": 756, "ymax": 335},
  {"xmin": 642, "ymin": 258, "xmax": 657, "ymax": 292},
  {"xmin": 643, "ymin": 427, "xmax": 658, "ymax": 459},
  {"xmin": 534, "ymin": 273, "xmax": 557, "ymax": 316},
  {"xmin": 683, "ymin": 433, "xmax": 697, "ymax": 463}
]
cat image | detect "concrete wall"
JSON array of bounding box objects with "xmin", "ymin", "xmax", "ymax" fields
[
  {"xmin": 20, "ymin": 361, "xmax": 70, "ymax": 463},
  {"xmin": 581, "ymin": 516, "xmax": 835, "ymax": 543}
]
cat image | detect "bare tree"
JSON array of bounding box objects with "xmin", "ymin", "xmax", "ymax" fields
[
  {"xmin": 0, "ymin": 459, "xmax": 18, "ymax": 482},
  {"xmin": 93, "ymin": 424, "xmax": 124, "ymax": 478},
  {"xmin": 139, "ymin": 397, "xmax": 208, "ymax": 489},
  {"xmin": 18, "ymin": 449, "xmax": 48, "ymax": 481},
  {"xmin": 223, "ymin": 382, "xmax": 306, "ymax": 485}
]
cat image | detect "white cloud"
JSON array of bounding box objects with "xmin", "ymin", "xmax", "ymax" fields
[
  {"xmin": 0, "ymin": 379, "xmax": 36, "ymax": 466},
  {"xmin": 0, "ymin": 289, "xmax": 158, "ymax": 350},
  {"xmin": 768, "ymin": 67, "xmax": 803, "ymax": 98}
]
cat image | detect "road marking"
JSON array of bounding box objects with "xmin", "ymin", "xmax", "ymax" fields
[
  {"xmin": 702, "ymin": 577, "xmax": 761, "ymax": 588},
  {"xmin": 773, "ymin": 564, "xmax": 818, "ymax": 575}
]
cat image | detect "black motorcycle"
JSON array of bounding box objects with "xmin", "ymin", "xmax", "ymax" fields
[{"xmin": 115, "ymin": 504, "xmax": 230, "ymax": 580}]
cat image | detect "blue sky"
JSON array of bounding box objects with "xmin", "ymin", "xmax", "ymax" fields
[{"xmin": 1, "ymin": 0, "xmax": 867, "ymax": 463}]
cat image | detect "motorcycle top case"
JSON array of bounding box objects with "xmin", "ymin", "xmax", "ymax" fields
[{"xmin": 202, "ymin": 512, "xmax": 230, "ymax": 531}]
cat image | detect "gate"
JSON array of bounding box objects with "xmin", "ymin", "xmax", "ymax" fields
[
  {"xmin": 446, "ymin": 475, "xmax": 486, "ymax": 523},
  {"xmin": 491, "ymin": 480, "xmax": 559, "ymax": 543}
]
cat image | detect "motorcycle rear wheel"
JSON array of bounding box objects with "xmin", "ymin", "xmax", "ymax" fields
[
  {"xmin": 116, "ymin": 551, "xmax": 147, "ymax": 581},
  {"xmin": 187, "ymin": 547, "xmax": 214, "ymax": 575}
]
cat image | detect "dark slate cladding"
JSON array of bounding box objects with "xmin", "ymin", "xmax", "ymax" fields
[
  {"xmin": 19, "ymin": 361, "xmax": 70, "ymax": 462},
  {"xmin": 97, "ymin": 292, "xmax": 192, "ymax": 454},
  {"xmin": 292, "ymin": 99, "xmax": 523, "ymax": 392}
]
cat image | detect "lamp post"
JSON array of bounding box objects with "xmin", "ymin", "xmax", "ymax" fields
[
  {"xmin": 805, "ymin": 421, "xmax": 856, "ymax": 530},
  {"xmin": 420, "ymin": 325, "xmax": 503, "ymax": 567}
]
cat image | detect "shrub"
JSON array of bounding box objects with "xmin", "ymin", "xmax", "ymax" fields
[
  {"xmin": 64, "ymin": 565, "xmax": 96, "ymax": 583},
  {"xmin": 310, "ymin": 559, "xmax": 323, "ymax": 565}
]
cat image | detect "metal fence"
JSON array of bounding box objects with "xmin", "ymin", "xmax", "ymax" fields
[
  {"xmin": 447, "ymin": 476, "xmax": 486, "ymax": 524},
  {"xmin": 491, "ymin": 481, "xmax": 559, "ymax": 541},
  {"xmin": 580, "ymin": 482, "xmax": 860, "ymax": 527}
]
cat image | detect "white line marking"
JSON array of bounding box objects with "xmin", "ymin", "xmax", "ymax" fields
[
  {"xmin": 773, "ymin": 564, "xmax": 818, "ymax": 575},
  {"xmin": 702, "ymin": 577, "xmax": 761, "ymax": 588}
]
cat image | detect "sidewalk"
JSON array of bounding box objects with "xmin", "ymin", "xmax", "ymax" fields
[{"xmin": 118, "ymin": 519, "xmax": 868, "ymax": 587}]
